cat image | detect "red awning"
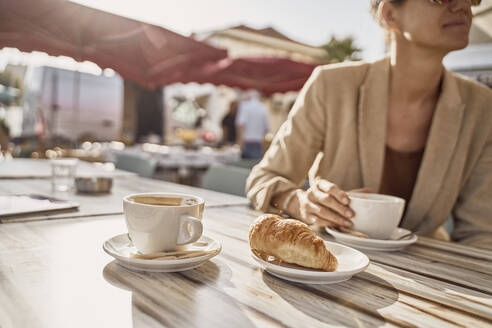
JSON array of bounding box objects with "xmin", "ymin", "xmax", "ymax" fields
[
  {"xmin": 187, "ymin": 57, "xmax": 319, "ymax": 95},
  {"xmin": 0, "ymin": 0, "xmax": 227, "ymax": 89}
]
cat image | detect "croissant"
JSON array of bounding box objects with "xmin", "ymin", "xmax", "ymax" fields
[{"xmin": 249, "ymin": 214, "xmax": 338, "ymax": 272}]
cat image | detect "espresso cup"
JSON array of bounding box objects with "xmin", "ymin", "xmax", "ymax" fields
[
  {"xmin": 348, "ymin": 192, "xmax": 405, "ymax": 240},
  {"xmin": 123, "ymin": 193, "xmax": 204, "ymax": 253}
]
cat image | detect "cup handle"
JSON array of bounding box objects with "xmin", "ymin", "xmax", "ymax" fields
[{"xmin": 177, "ymin": 215, "xmax": 203, "ymax": 245}]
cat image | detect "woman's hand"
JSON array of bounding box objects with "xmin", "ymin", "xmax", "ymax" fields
[{"xmin": 284, "ymin": 180, "xmax": 372, "ymax": 228}]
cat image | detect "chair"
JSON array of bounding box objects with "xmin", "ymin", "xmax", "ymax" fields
[
  {"xmin": 443, "ymin": 215, "xmax": 454, "ymax": 235},
  {"xmin": 229, "ymin": 158, "xmax": 261, "ymax": 170},
  {"xmin": 431, "ymin": 216, "xmax": 454, "ymax": 241},
  {"xmin": 201, "ymin": 164, "xmax": 251, "ymax": 197},
  {"xmin": 115, "ymin": 152, "xmax": 157, "ymax": 178}
]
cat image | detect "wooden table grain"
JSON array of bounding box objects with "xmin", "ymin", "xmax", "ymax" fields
[
  {"xmin": 0, "ymin": 158, "xmax": 136, "ymax": 179},
  {"xmin": 0, "ymin": 176, "xmax": 250, "ymax": 223},
  {"xmin": 0, "ymin": 205, "xmax": 490, "ymax": 328}
]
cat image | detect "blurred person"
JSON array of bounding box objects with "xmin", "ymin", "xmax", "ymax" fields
[
  {"xmin": 0, "ymin": 118, "xmax": 10, "ymax": 155},
  {"xmin": 0, "ymin": 125, "xmax": 9, "ymax": 154},
  {"xmin": 221, "ymin": 100, "xmax": 238, "ymax": 145},
  {"xmin": 246, "ymin": 0, "xmax": 492, "ymax": 249},
  {"xmin": 236, "ymin": 90, "xmax": 270, "ymax": 159}
]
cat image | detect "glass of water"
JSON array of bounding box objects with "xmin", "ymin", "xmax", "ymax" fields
[{"xmin": 51, "ymin": 158, "xmax": 78, "ymax": 191}]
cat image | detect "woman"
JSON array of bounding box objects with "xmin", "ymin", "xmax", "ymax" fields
[
  {"xmin": 0, "ymin": 119, "xmax": 10, "ymax": 155},
  {"xmin": 246, "ymin": 0, "xmax": 492, "ymax": 249}
]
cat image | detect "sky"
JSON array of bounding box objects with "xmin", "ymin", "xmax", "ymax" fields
[
  {"xmin": 0, "ymin": 0, "xmax": 386, "ymax": 73},
  {"xmin": 70, "ymin": 0, "xmax": 386, "ymax": 58}
]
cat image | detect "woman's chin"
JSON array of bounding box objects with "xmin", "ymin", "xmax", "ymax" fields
[
  {"xmin": 449, "ymin": 42, "xmax": 469, "ymax": 52},
  {"xmin": 445, "ymin": 35, "xmax": 470, "ymax": 51},
  {"xmin": 433, "ymin": 39, "xmax": 470, "ymax": 54}
]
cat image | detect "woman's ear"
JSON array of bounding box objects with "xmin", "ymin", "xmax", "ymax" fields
[{"xmin": 379, "ymin": 2, "xmax": 400, "ymax": 32}]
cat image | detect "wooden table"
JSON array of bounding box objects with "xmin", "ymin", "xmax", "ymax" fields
[
  {"xmin": 0, "ymin": 176, "xmax": 250, "ymax": 223},
  {"xmin": 0, "ymin": 204, "xmax": 490, "ymax": 328},
  {"xmin": 0, "ymin": 158, "xmax": 136, "ymax": 179}
]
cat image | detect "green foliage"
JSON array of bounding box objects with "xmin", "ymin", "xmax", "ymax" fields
[
  {"xmin": 0, "ymin": 70, "xmax": 21, "ymax": 88},
  {"xmin": 319, "ymin": 36, "xmax": 362, "ymax": 64},
  {"xmin": 0, "ymin": 70, "xmax": 22, "ymax": 106},
  {"xmin": 0, "ymin": 70, "xmax": 13, "ymax": 87}
]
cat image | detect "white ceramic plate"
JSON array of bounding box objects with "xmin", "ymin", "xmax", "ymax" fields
[
  {"xmin": 103, "ymin": 234, "xmax": 221, "ymax": 272},
  {"xmin": 251, "ymin": 241, "xmax": 369, "ymax": 284},
  {"xmin": 325, "ymin": 227, "xmax": 417, "ymax": 251}
]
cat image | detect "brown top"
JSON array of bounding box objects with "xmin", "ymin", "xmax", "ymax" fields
[{"xmin": 379, "ymin": 145, "xmax": 425, "ymax": 209}]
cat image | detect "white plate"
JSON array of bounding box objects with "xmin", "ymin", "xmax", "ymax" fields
[
  {"xmin": 325, "ymin": 227, "xmax": 417, "ymax": 251},
  {"xmin": 251, "ymin": 241, "xmax": 369, "ymax": 284},
  {"xmin": 103, "ymin": 234, "xmax": 221, "ymax": 272}
]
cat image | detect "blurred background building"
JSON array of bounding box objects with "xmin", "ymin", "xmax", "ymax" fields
[{"xmin": 195, "ymin": 25, "xmax": 325, "ymax": 64}]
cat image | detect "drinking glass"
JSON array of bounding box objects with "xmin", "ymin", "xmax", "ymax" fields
[{"xmin": 51, "ymin": 158, "xmax": 78, "ymax": 191}]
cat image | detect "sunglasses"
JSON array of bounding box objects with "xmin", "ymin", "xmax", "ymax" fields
[
  {"xmin": 385, "ymin": 0, "xmax": 481, "ymax": 6},
  {"xmin": 430, "ymin": 0, "xmax": 481, "ymax": 5}
]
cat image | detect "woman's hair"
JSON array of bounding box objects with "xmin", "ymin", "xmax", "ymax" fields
[
  {"xmin": 370, "ymin": 0, "xmax": 405, "ymax": 21},
  {"xmin": 371, "ymin": 0, "xmax": 405, "ymax": 48}
]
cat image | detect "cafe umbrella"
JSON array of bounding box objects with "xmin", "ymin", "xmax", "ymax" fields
[
  {"xmin": 0, "ymin": 0, "xmax": 227, "ymax": 89},
  {"xmin": 0, "ymin": 0, "xmax": 228, "ymax": 138},
  {"xmin": 185, "ymin": 56, "xmax": 319, "ymax": 96}
]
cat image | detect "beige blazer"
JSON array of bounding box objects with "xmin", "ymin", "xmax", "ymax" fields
[{"xmin": 246, "ymin": 57, "xmax": 492, "ymax": 249}]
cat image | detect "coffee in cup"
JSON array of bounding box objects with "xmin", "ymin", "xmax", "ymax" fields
[
  {"xmin": 123, "ymin": 193, "xmax": 204, "ymax": 253},
  {"xmin": 131, "ymin": 195, "xmax": 198, "ymax": 206},
  {"xmin": 348, "ymin": 192, "xmax": 405, "ymax": 240}
]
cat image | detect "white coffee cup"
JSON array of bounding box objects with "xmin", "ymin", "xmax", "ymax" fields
[
  {"xmin": 348, "ymin": 192, "xmax": 405, "ymax": 240},
  {"xmin": 123, "ymin": 193, "xmax": 204, "ymax": 253}
]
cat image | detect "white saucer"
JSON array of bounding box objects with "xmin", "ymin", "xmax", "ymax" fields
[
  {"xmin": 103, "ymin": 234, "xmax": 221, "ymax": 272},
  {"xmin": 325, "ymin": 227, "xmax": 417, "ymax": 252},
  {"xmin": 251, "ymin": 241, "xmax": 369, "ymax": 284}
]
